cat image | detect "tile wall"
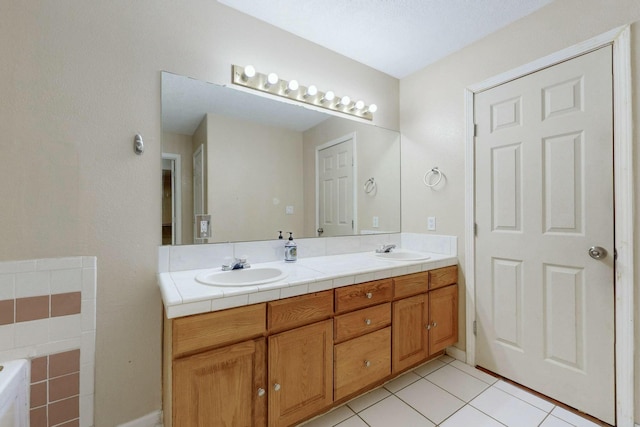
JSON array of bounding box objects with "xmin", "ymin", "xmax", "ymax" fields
[
  {"xmin": 158, "ymin": 232, "xmax": 457, "ymax": 273},
  {"xmin": 0, "ymin": 257, "xmax": 96, "ymax": 427}
]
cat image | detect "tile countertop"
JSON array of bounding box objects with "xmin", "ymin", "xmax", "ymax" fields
[{"xmin": 159, "ymin": 250, "xmax": 458, "ymax": 319}]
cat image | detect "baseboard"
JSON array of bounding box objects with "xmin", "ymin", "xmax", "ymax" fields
[
  {"xmin": 445, "ymin": 346, "xmax": 466, "ymax": 362},
  {"xmin": 117, "ymin": 410, "xmax": 163, "ymax": 427}
]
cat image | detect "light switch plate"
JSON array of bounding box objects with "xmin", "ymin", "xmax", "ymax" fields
[{"xmin": 427, "ymin": 216, "xmax": 436, "ymax": 231}]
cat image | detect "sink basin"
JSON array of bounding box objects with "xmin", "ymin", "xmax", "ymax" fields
[
  {"xmin": 196, "ymin": 267, "xmax": 288, "ymax": 286},
  {"xmin": 374, "ymin": 251, "xmax": 431, "ymax": 261}
]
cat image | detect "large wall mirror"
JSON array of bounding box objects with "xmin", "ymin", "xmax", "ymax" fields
[{"xmin": 161, "ymin": 71, "xmax": 401, "ymax": 245}]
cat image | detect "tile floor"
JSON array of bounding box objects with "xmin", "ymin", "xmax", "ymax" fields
[{"xmin": 300, "ymin": 355, "xmax": 606, "ymax": 427}]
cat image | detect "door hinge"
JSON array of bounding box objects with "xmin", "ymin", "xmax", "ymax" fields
[
  {"xmin": 352, "ymin": 220, "xmax": 354, "ymax": 229},
  {"xmin": 473, "ymin": 123, "xmax": 478, "ymax": 137},
  {"xmin": 473, "ymin": 320, "xmax": 477, "ymax": 336},
  {"xmin": 474, "ymin": 223, "xmax": 477, "ymax": 236}
]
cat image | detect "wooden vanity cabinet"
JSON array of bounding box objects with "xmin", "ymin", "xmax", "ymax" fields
[
  {"xmin": 268, "ymin": 320, "xmax": 333, "ymax": 427},
  {"xmin": 170, "ymin": 303, "xmax": 268, "ymax": 427},
  {"xmin": 165, "ymin": 267, "xmax": 458, "ymax": 427},
  {"xmin": 267, "ymin": 292, "xmax": 334, "ymax": 427},
  {"xmin": 333, "ymin": 297, "xmax": 392, "ymax": 400},
  {"xmin": 429, "ymin": 284, "xmax": 458, "ymax": 354},
  {"xmin": 392, "ymin": 268, "xmax": 459, "ymax": 373},
  {"xmin": 173, "ymin": 338, "xmax": 267, "ymax": 427},
  {"xmin": 392, "ymin": 293, "xmax": 429, "ymax": 373}
]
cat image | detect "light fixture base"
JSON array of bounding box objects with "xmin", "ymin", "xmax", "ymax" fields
[{"xmin": 231, "ymin": 65, "xmax": 374, "ymax": 121}]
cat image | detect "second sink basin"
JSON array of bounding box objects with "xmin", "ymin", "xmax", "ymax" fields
[
  {"xmin": 374, "ymin": 250, "xmax": 431, "ymax": 262},
  {"xmin": 196, "ymin": 267, "xmax": 288, "ymax": 286}
]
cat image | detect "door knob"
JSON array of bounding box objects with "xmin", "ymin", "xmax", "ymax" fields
[
  {"xmin": 273, "ymin": 383, "xmax": 281, "ymax": 391},
  {"xmin": 257, "ymin": 388, "xmax": 265, "ymax": 397},
  {"xmin": 317, "ymin": 227, "xmax": 324, "ymax": 236},
  {"xmin": 588, "ymin": 246, "xmax": 607, "ymax": 260},
  {"xmin": 365, "ymin": 292, "xmax": 373, "ymax": 299},
  {"xmin": 365, "ymin": 318, "xmax": 372, "ymax": 325}
]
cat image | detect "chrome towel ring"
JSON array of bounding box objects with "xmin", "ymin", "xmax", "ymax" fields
[
  {"xmin": 364, "ymin": 177, "xmax": 376, "ymax": 194},
  {"xmin": 423, "ymin": 167, "xmax": 443, "ymax": 187}
]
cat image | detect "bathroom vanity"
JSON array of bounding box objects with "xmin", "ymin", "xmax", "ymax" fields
[{"xmin": 160, "ymin": 254, "xmax": 458, "ymax": 427}]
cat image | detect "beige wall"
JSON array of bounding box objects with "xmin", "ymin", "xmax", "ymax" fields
[
  {"xmin": 206, "ymin": 113, "xmax": 304, "ymax": 242},
  {"xmin": 302, "ymin": 117, "xmax": 401, "ymax": 237},
  {"xmin": 162, "ymin": 132, "xmax": 194, "ymax": 245},
  {"xmin": 399, "ymin": 0, "xmax": 640, "ymax": 421},
  {"xmin": 0, "ymin": 1, "xmax": 399, "ymax": 425}
]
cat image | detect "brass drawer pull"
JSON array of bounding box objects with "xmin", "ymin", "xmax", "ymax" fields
[
  {"xmin": 365, "ymin": 292, "xmax": 373, "ymax": 299},
  {"xmin": 365, "ymin": 318, "xmax": 372, "ymax": 325},
  {"xmin": 364, "ymin": 360, "xmax": 371, "ymax": 368}
]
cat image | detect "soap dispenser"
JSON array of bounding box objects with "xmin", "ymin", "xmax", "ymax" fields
[{"xmin": 284, "ymin": 232, "xmax": 297, "ymax": 262}]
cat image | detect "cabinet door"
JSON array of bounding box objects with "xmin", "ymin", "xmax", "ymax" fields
[
  {"xmin": 392, "ymin": 294, "xmax": 429, "ymax": 373},
  {"xmin": 173, "ymin": 338, "xmax": 266, "ymax": 427},
  {"xmin": 334, "ymin": 327, "xmax": 391, "ymax": 400},
  {"xmin": 429, "ymin": 284, "xmax": 458, "ymax": 355},
  {"xmin": 268, "ymin": 319, "xmax": 333, "ymax": 427}
]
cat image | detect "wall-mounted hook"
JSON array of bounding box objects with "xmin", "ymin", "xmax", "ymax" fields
[{"xmin": 134, "ymin": 134, "xmax": 144, "ymax": 155}]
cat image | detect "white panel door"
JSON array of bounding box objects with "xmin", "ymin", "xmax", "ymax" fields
[
  {"xmin": 318, "ymin": 139, "xmax": 354, "ymax": 237},
  {"xmin": 475, "ymin": 46, "xmax": 614, "ymax": 424}
]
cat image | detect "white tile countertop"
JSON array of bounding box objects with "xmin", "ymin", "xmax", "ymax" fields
[{"xmin": 159, "ymin": 250, "xmax": 458, "ymax": 319}]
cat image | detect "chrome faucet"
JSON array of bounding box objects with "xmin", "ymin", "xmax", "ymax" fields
[
  {"xmin": 375, "ymin": 244, "xmax": 397, "ymax": 253},
  {"xmin": 222, "ymin": 257, "xmax": 251, "ymax": 271}
]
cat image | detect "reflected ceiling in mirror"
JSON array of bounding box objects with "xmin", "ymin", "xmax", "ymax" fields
[{"xmin": 161, "ymin": 71, "xmax": 400, "ymax": 245}]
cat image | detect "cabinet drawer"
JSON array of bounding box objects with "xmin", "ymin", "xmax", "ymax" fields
[
  {"xmin": 429, "ymin": 266, "xmax": 458, "ymax": 290},
  {"xmin": 173, "ymin": 303, "xmax": 266, "ymax": 358},
  {"xmin": 393, "ymin": 272, "xmax": 429, "ymax": 299},
  {"xmin": 334, "ymin": 327, "xmax": 391, "ymax": 400},
  {"xmin": 335, "ymin": 279, "xmax": 392, "ymax": 313},
  {"xmin": 268, "ymin": 290, "xmax": 333, "ymax": 333},
  {"xmin": 334, "ymin": 303, "xmax": 391, "ymax": 343}
]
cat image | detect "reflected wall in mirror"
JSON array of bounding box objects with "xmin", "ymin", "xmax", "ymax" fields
[{"xmin": 161, "ymin": 72, "xmax": 401, "ymax": 245}]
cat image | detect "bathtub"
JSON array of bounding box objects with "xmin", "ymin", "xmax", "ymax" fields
[{"xmin": 0, "ymin": 359, "xmax": 29, "ymax": 427}]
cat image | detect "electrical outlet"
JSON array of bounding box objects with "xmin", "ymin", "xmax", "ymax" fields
[
  {"xmin": 373, "ymin": 216, "xmax": 379, "ymax": 228},
  {"xmin": 427, "ymin": 216, "xmax": 436, "ymax": 231}
]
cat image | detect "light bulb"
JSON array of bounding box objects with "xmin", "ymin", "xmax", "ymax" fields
[
  {"xmin": 242, "ymin": 65, "xmax": 256, "ymax": 80},
  {"xmin": 285, "ymin": 79, "xmax": 299, "ymax": 93},
  {"xmin": 305, "ymin": 85, "xmax": 318, "ymax": 98},
  {"xmin": 322, "ymin": 90, "xmax": 335, "ymax": 103},
  {"xmin": 367, "ymin": 104, "xmax": 378, "ymax": 113},
  {"xmin": 339, "ymin": 96, "xmax": 351, "ymax": 107},
  {"xmin": 265, "ymin": 72, "xmax": 279, "ymax": 88},
  {"xmin": 354, "ymin": 100, "xmax": 365, "ymax": 110}
]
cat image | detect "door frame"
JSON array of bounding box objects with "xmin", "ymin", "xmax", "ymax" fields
[
  {"xmin": 315, "ymin": 132, "xmax": 358, "ymax": 236},
  {"xmin": 464, "ymin": 26, "xmax": 634, "ymax": 426},
  {"xmin": 161, "ymin": 152, "xmax": 182, "ymax": 245}
]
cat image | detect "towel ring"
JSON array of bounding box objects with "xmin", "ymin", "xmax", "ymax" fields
[
  {"xmin": 364, "ymin": 177, "xmax": 376, "ymax": 194},
  {"xmin": 423, "ymin": 167, "xmax": 443, "ymax": 188}
]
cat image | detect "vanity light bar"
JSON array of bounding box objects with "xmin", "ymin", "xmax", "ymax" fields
[{"xmin": 231, "ymin": 65, "xmax": 376, "ymax": 121}]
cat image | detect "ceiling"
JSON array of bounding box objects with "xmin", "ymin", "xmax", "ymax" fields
[{"xmin": 218, "ymin": 0, "xmax": 555, "ymax": 79}]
